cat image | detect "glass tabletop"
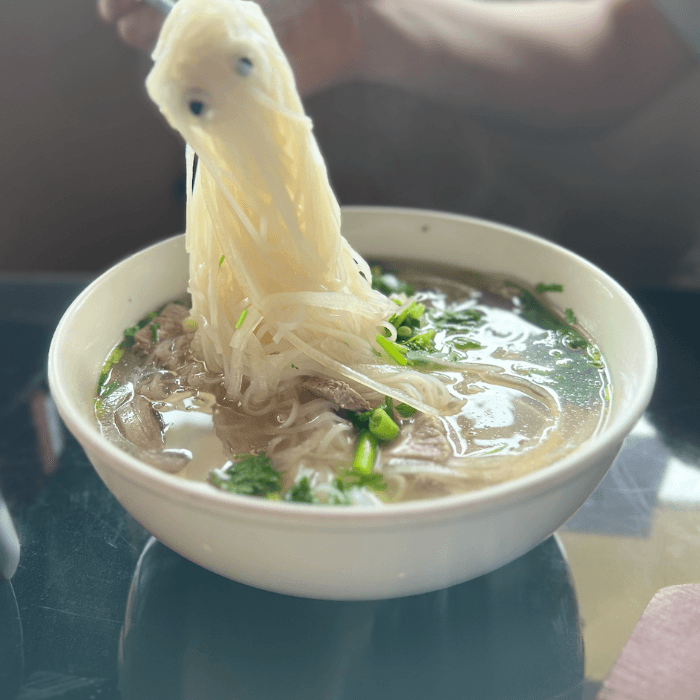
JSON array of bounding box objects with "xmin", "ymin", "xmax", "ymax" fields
[{"xmin": 1, "ymin": 277, "xmax": 698, "ymax": 700}]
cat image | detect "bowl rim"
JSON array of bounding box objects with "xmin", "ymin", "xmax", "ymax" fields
[{"xmin": 48, "ymin": 206, "xmax": 657, "ymax": 527}]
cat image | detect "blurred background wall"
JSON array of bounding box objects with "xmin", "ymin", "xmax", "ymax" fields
[
  {"xmin": 2, "ymin": 0, "xmax": 700, "ymax": 289},
  {"xmin": 0, "ymin": 0, "xmax": 184, "ymax": 272}
]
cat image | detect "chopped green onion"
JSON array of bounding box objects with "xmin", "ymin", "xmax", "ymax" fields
[
  {"xmin": 395, "ymin": 403, "xmax": 417, "ymax": 417},
  {"xmin": 564, "ymin": 308, "xmax": 577, "ymax": 325},
  {"xmin": 107, "ymin": 347, "xmax": 124, "ymax": 365},
  {"xmin": 100, "ymin": 380, "xmax": 119, "ymax": 398},
  {"xmin": 219, "ymin": 254, "xmax": 225, "ymax": 268},
  {"xmin": 151, "ymin": 323, "xmax": 159, "ymax": 344},
  {"xmin": 369, "ymin": 408, "xmax": 399, "ymax": 441},
  {"xmin": 235, "ymin": 309, "xmax": 248, "ymax": 329},
  {"xmin": 397, "ymin": 325, "xmax": 412, "ymax": 339},
  {"xmin": 375, "ymin": 335, "xmax": 408, "ymax": 366},
  {"xmin": 352, "ymin": 430, "xmax": 378, "ymax": 475},
  {"xmin": 337, "ymin": 469, "xmax": 387, "ymax": 493},
  {"xmin": 535, "ymin": 283, "xmax": 564, "ymax": 293}
]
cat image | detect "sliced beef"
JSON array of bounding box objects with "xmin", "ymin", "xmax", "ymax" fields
[
  {"xmin": 302, "ymin": 377, "xmax": 372, "ymax": 412},
  {"xmin": 385, "ymin": 413, "xmax": 452, "ymax": 464},
  {"xmin": 115, "ymin": 395, "xmax": 163, "ymax": 452},
  {"xmin": 137, "ymin": 371, "xmax": 178, "ymax": 401},
  {"xmin": 134, "ymin": 304, "xmax": 191, "ymax": 354},
  {"xmin": 153, "ymin": 334, "xmax": 191, "ymax": 371}
]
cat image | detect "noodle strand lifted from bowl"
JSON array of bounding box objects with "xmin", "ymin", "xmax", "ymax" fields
[{"xmin": 145, "ymin": 0, "xmax": 451, "ymax": 416}]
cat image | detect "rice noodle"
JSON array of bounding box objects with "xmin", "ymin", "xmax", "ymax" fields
[{"xmin": 145, "ymin": 0, "xmax": 448, "ymax": 415}]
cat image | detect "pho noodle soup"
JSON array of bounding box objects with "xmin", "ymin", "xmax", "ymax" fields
[
  {"xmin": 94, "ymin": 0, "xmax": 610, "ymax": 505},
  {"xmin": 96, "ymin": 262, "xmax": 610, "ymax": 505}
]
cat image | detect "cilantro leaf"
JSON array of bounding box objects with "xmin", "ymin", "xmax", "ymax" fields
[
  {"xmin": 431, "ymin": 308, "xmax": 483, "ymax": 329},
  {"xmin": 209, "ymin": 452, "xmax": 282, "ymax": 497},
  {"xmin": 284, "ymin": 476, "xmax": 317, "ymax": 503},
  {"xmin": 514, "ymin": 286, "xmax": 589, "ymax": 350}
]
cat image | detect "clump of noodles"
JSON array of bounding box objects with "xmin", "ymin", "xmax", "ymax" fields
[{"xmin": 145, "ymin": 0, "xmax": 452, "ymax": 415}]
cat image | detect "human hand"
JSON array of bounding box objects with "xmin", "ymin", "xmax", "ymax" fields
[
  {"xmin": 97, "ymin": 0, "xmax": 165, "ymax": 53},
  {"xmin": 97, "ymin": 0, "xmax": 365, "ymax": 96}
]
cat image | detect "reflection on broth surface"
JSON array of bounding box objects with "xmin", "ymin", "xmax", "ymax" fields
[{"xmin": 96, "ymin": 261, "xmax": 610, "ymax": 505}]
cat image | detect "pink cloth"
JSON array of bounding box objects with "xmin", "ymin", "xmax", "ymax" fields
[{"xmin": 598, "ymin": 584, "xmax": 700, "ymax": 700}]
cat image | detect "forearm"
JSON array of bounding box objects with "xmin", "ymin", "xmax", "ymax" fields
[{"xmin": 357, "ymin": 0, "xmax": 696, "ymax": 131}]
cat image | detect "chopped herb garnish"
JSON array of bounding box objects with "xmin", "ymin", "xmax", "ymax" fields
[
  {"xmin": 291, "ymin": 364, "xmax": 298, "ymax": 370},
  {"xmin": 107, "ymin": 346, "xmax": 124, "ymax": 365},
  {"xmin": 432, "ymin": 308, "xmax": 483, "ymax": 329},
  {"xmin": 348, "ymin": 408, "xmax": 371, "ymax": 431},
  {"xmin": 284, "ymin": 476, "xmax": 317, "ymax": 503},
  {"xmin": 96, "ymin": 346, "xmax": 126, "ymax": 396},
  {"xmin": 395, "ymin": 402, "xmax": 417, "ymax": 417},
  {"xmin": 99, "ymin": 380, "xmax": 120, "ymax": 398},
  {"xmin": 337, "ymin": 469, "xmax": 387, "ymax": 492},
  {"xmin": 352, "ymin": 430, "xmax": 378, "ymax": 475},
  {"xmin": 535, "ymin": 283, "xmax": 564, "ymax": 293},
  {"xmin": 150, "ymin": 323, "xmax": 159, "ymax": 345},
  {"xmin": 514, "ymin": 285, "xmax": 589, "ymax": 350},
  {"xmin": 371, "ymin": 266, "xmax": 414, "ymax": 297},
  {"xmin": 219, "ymin": 254, "xmax": 225, "ymax": 268},
  {"xmin": 183, "ymin": 317, "xmax": 198, "ymax": 332},
  {"xmin": 369, "ymin": 407, "xmax": 399, "ymax": 441},
  {"xmin": 376, "ymin": 335, "xmax": 408, "ymax": 366},
  {"xmin": 389, "ymin": 302, "xmax": 426, "ymax": 331},
  {"xmin": 586, "ymin": 344, "xmax": 605, "ymax": 369},
  {"xmin": 451, "ymin": 338, "xmax": 482, "ymax": 351},
  {"xmin": 235, "ymin": 309, "xmax": 248, "ymax": 329},
  {"xmin": 208, "ymin": 452, "xmax": 281, "ymax": 497},
  {"xmin": 121, "ymin": 310, "xmax": 160, "ymax": 347},
  {"xmin": 404, "ymin": 329, "xmax": 436, "ymax": 352}
]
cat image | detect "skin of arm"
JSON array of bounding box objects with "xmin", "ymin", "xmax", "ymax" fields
[
  {"xmin": 357, "ymin": 0, "xmax": 697, "ymax": 132},
  {"xmin": 98, "ymin": 0, "xmax": 696, "ymax": 133}
]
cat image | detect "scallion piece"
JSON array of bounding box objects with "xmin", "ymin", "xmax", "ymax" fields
[
  {"xmin": 535, "ymin": 283, "xmax": 564, "ymax": 293},
  {"xmin": 395, "ymin": 403, "xmax": 417, "ymax": 417},
  {"xmin": 375, "ymin": 335, "xmax": 408, "ymax": 366},
  {"xmin": 369, "ymin": 408, "xmax": 399, "ymax": 441},
  {"xmin": 352, "ymin": 430, "xmax": 378, "ymax": 475},
  {"xmin": 219, "ymin": 254, "xmax": 225, "ymax": 268},
  {"xmin": 235, "ymin": 309, "xmax": 248, "ymax": 329}
]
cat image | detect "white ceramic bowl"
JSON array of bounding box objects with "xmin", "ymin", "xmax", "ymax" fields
[{"xmin": 48, "ymin": 207, "xmax": 656, "ymax": 600}]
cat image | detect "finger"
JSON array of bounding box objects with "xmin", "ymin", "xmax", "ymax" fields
[
  {"xmin": 96, "ymin": 0, "xmax": 143, "ymax": 24},
  {"xmin": 116, "ymin": 4, "xmax": 165, "ymax": 53}
]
